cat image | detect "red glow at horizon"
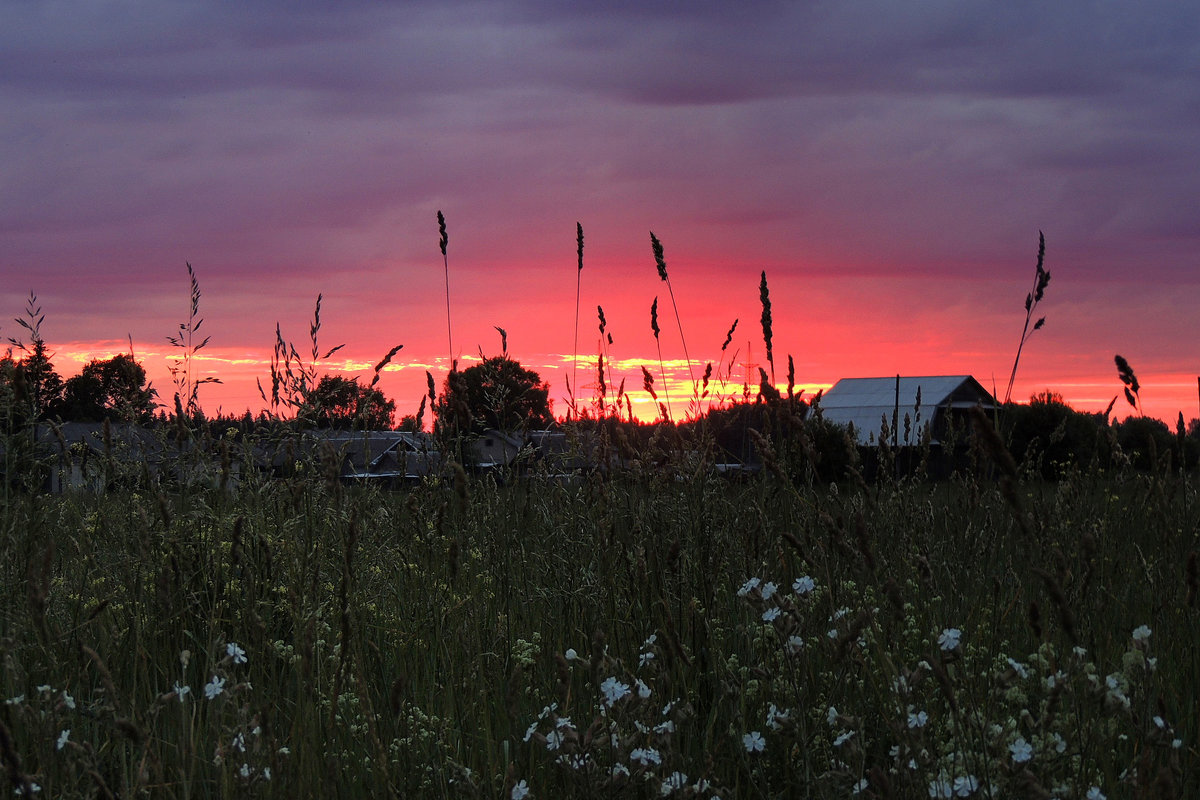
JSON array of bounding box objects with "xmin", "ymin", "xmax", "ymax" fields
[{"xmin": 40, "ymin": 336, "xmax": 1200, "ymax": 430}]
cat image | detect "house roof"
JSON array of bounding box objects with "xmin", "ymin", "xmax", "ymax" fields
[
  {"xmin": 817, "ymin": 376, "xmax": 996, "ymax": 445},
  {"xmin": 307, "ymin": 430, "xmax": 439, "ymax": 476}
]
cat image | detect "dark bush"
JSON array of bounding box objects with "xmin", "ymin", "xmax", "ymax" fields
[{"xmin": 1002, "ymin": 392, "xmax": 1110, "ymax": 479}]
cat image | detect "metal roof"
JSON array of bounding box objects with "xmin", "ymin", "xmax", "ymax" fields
[{"xmin": 817, "ymin": 376, "xmax": 996, "ymax": 445}]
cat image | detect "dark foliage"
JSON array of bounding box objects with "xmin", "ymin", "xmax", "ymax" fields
[
  {"xmin": 1002, "ymin": 392, "xmax": 1111, "ymax": 479},
  {"xmin": 434, "ymin": 356, "xmax": 553, "ymax": 438},
  {"xmin": 57, "ymin": 354, "xmax": 157, "ymax": 424},
  {"xmin": 301, "ymin": 375, "xmax": 396, "ymax": 430}
]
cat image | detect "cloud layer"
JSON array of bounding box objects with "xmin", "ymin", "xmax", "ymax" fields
[{"xmin": 3, "ymin": 1, "xmax": 1198, "ymax": 421}]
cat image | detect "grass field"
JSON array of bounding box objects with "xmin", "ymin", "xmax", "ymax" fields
[{"xmin": 1, "ymin": 428, "xmax": 1197, "ymax": 798}]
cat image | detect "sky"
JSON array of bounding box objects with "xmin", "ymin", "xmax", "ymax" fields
[{"xmin": 3, "ymin": 1, "xmax": 1199, "ymax": 426}]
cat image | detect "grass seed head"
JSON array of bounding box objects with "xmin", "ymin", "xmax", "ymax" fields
[
  {"xmin": 759, "ymin": 270, "xmax": 773, "ymax": 380},
  {"xmin": 576, "ymin": 221, "xmax": 584, "ymax": 271},
  {"xmin": 721, "ymin": 318, "xmax": 738, "ymax": 352},
  {"xmin": 650, "ymin": 231, "xmax": 668, "ymax": 281}
]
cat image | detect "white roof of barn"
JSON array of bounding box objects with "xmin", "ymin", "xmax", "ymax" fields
[{"xmin": 817, "ymin": 376, "xmax": 996, "ymax": 445}]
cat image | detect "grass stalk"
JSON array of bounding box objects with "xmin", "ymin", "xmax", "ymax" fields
[
  {"xmin": 438, "ymin": 210, "xmax": 453, "ymax": 372},
  {"xmin": 1003, "ymin": 231, "xmax": 1050, "ymax": 404},
  {"xmin": 650, "ymin": 231, "xmax": 696, "ymax": 395}
]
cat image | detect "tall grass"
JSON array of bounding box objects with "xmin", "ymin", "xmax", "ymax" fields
[
  {"xmin": 1003, "ymin": 232, "xmax": 1051, "ymax": 405},
  {"xmin": 2, "ymin": 425, "xmax": 1196, "ymax": 798},
  {"xmin": 166, "ymin": 263, "xmax": 222, "ymax": 419},
  {"xmin": 438, "ymin": 210, "xmax": 453, "ymax": 371},
  {"xmin": 650, "ymin": 297, "xmax": 672, "ymax": 421},
  {"xmin": 650, "ymin": 232, "xmax": 696, "ymax": 394},
  {"xmin": 571, "ymin": 223, "xmax": 584, "ymax": 420}
]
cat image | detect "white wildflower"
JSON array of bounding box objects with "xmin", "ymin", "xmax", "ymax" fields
[
  {"xmin": 226, "ymin": 642, "xmax": 248, "ymax": 665},
  {"xmin": 762, "ymin": 607, "xmax": 781, "ymax": 622},
  {"xmin": 660, "ymin": 772, "xmax": 687, "ymax": 795},
  {"xmin": 1131, "ymin": 625, "xmax": 1151, "ymax": 642},
  {"xmin": 938, "ymin": 628, "xmax": 962, "ymax": 651},
  {"xmin": 630, "ymin": 747, "xmax": 661, "ymax": 766},
  {"xmin": 203, "ymin": 676, "xmax": 225, "ymax": 700},
  {"xmin": 737, "ymin": 577, "xmax": 761, "ymax": 597},
  {"xmin": 761, "ymin": 581, "xmax": 778, "ymax": 600},
  {"xmin": 908, "ymin": 710, "xmax": 928, "ymax": 728},
  {"xmin": 511, "ymin": 779, "xmax": 530, "ymax": 800},
  {"xmin": 833, "ymin": 730, "xmax": 855, "ymax": 747},
  {"xmin": 600, "ymin": 677, "xmax": 630, "ymax": 707},
  {"xmin": 765, "ymin": 703, "xmax": 790, "ymax": 731},
  {"xmin": 743, "ymin": 731, "xmax": 766, "ymax": 752},
  {"xmin": 793, "ymin": 575, "xmax": 815, "ymax": 595},
  {"xmin": 1009, "ymin": 737, "xmax": 1033, "ymax": 763},
  {"xmin": 953, "ymin": 775, "xmax": 979, "ymax": 796},
  {"xmin": 636, "ymin": 679, "xmax": 651, "ymax": 699},
  {"xmin": 56, "ymin": 729, "xmax": 70, "ymax": 751},
  {"xmin": 929, "ymin": 778, "xmax": 953, "ymax": 798}
]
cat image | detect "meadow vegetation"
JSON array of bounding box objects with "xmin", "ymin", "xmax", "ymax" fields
[
  {"xmin": 1, "ymin": 404, "xmax": 1197, "ymax": 798},
  {"xmin": 1, "ymin": 234, "xmax": 1198, "ymax": 798}
]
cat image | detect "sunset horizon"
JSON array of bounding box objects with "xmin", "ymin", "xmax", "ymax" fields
[
  {"xmin": 4, "ymin": 3, "xmax": 1198, "ymax": 429},
  {"xmin": 14, "ymin": 230, "xmax": 1199, "ymax": 429}
]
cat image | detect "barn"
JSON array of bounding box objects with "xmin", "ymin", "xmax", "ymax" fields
[{"xmin": 818, "ymin": 375, "xmax": 998, "ymax": 447}]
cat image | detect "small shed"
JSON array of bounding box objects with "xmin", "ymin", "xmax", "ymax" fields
[{"xmin": 818, "ymin": 376, "xmax": 997, "ymax": 446}]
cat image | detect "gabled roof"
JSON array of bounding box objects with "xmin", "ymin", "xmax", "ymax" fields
[
  {"xmin": 308, "ymin": 430, "xmax": 439, "ymax": 477},
  {"xmin": 818, "ymin": 376, "xmax": 996, "ymax": 445}
]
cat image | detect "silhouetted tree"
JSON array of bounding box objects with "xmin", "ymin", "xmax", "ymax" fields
[
  {"xmin": 0, "ymin": 342, "xmax": 64, "ymax": 426},
  {"xmin": 4, "ymin": 293, "xmax": 64, "ymax": 423},
  {"xmin": 396, "ymin": 414, "xmax": 423, "ymax": 432},
  {"xmin": 18, "ymin": 339, "xmax": 64, "ymax": 419},
  {"xmin": 434, "ymin": 356, "xmax": 552, "ymax": 438},
  {"xmin": 59, "ymin": 354, "xmax": 157, "ymax": 423},
  {"xmin": 301, "ymin": 375, "xmax": 395, "ymax": 430}
]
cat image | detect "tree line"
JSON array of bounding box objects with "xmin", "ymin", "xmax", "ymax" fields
[{"xmin": 0, "ymin": 331, "xmax": 554, "ymax": 439}]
